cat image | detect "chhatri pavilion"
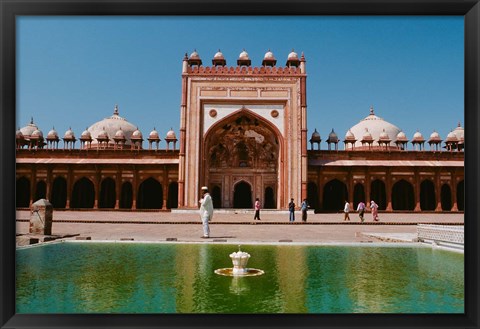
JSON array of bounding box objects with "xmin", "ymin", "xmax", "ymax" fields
[{"xmin": 16, "ymin": 49, "xmax": 464, "ymax": 213}]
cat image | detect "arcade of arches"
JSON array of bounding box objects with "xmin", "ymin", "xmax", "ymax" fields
[
  {"xmin": 16, "ymin": 164, "xmax": 179, "ymax": 210},
  {"xmin": 307, "ymin": 175, "xmax": 464, "ymax": 212}
]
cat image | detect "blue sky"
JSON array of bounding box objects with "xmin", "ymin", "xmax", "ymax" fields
[{"xmin": 17, "ymin": 16, "xmax": 464, "ymax": 146}]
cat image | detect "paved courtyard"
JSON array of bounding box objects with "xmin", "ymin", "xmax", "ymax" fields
[{"xmin": 16, "ymin": 209, "xmax": 464, "ymax": 246}]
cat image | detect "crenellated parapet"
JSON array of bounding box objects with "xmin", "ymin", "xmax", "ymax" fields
[{"xmin": 186, "ymin": 65, "xmax": 303, "ymax": 75}]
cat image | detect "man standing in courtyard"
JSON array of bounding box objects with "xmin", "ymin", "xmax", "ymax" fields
[
  {"xmin": 356, "ymin": 201, "xmax": 366, "ymax": 223},
  {"xmin": 254, "ymin": 198, "xmax": 261, "ymax": 220},
  {"xmin": 301, "ymin": 198, "xmax": 309, "ymax": 222},
  {"xmin": 289, "ymin": 198, "xmax": 296, "ymax": 222},
  {"xmin": 199, "ymin": 186, "xmax": 214, "ymax": 238},
  {"xmin": 344, "ymin": 200, "xmax": 351, "ymax": 221}
]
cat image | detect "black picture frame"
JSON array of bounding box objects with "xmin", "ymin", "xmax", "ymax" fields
[{"xmin": 1, "ymin": 1, "xmax": 479, "ymax": 328}]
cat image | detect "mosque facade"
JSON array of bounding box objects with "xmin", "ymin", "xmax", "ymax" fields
[{"xmin": 15, "ymin": 50, "xmax": 464, "ymax": 213}]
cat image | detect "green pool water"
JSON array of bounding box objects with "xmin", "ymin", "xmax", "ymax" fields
[{"xmin": 16, "ymin": 242, "xmax": 464, "ymax": 314}]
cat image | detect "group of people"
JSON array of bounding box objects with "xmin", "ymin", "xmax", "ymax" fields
[
  {"xmin": 199, "ymin": 186, "xmax": 380, "ymax": 238},
  {"xmin": 344, "ymin": 200, "xmax": 379, "ymax": 222}
]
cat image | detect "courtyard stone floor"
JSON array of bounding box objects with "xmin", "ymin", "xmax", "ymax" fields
[{"xmin": 16, "ymin": 209, "xmax": 464, "ymax": 246}]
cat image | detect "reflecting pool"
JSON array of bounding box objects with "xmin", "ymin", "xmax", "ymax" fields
[{"xmin": 16, "ymin": 242, "xmax": 464, "ymax": 313}]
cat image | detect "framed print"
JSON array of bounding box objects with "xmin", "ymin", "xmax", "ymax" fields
[{"xmin": 1, "ymin": 0, "xmax": 479, "ymax": 328}]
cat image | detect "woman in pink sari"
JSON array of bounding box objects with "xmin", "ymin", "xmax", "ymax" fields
[{"xmin": 370, "ymin": 200, "xmax": 379, "ymax": 221}]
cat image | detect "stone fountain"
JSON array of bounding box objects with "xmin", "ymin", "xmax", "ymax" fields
[{"xmin": 214, "ymin": 245, "xmax": 264, "ymax": 277}]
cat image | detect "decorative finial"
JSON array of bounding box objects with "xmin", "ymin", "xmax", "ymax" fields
[
  {"xmin": 458, "ymin": 122, "xmax": 461, "ymax": 127},
  {"xmin": 370, "ymin": 106, "xmax": 374, "ymax": 115},
  {"xmin": 30, "ymin": 117, "xmax": 34, "ymax": 124},
  {"xmin": 114, "ymin": 104, "xmax": 119, "ymax": 115}
]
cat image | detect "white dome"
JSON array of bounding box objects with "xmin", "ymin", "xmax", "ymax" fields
[
  {"xmin": 379, "ymin": 129, "xmax": 390, "ymax": 141},
  {"xmin": 412, "ymin": 130, "xmax": 424, "ymax": 141},
  {"xmin": 20, "ymin": 118, "xmax": 39, "ymax": 137},
  {"xmin": 132, "ymin": 128, "xmax": 143, "ymax": 139},
  {"xmin": 288, "ymin": 50, "xmax": 299, "ymax": 60},
  {"xmin": 189, "ymin": 50, "xmax": 200, "ymax": 59},
  {"xmin": 264, "ymin": 50, "xmax": 275, "ymax": 59},
  {"xmin": 348, "ymin": 107, "xmax": 401, "ymax": 148},
  {"xmin": 453, "ymin": 122, "xmax": 464, "ymax": 141},
  {"xmin": 31, "ymin": 129, "xmax": 43, "ymax": 139},
  {"xmin": 114, "ymin": 128, "xmax": 126, "ymax": 139},
  {"xmin": 214, "ymin": 50, "xmax": 224, "ymax": 59},
  {"xmin": 47, "ymin": 127, "xmax": 58, "ymax": 139},
  {"xmin": 311, "ymin": 129, "xmax": 321, "ymax": 142},
  {"xmin": 396, "ymin": 131, "xmax": 408, "ymax": 141},
  {"xmin": 81, "ymin": 128, "xmax": 92, "ymax": 139},
  {"xmin": 239, "ymin": 50, "xmax": 249, "ymax": 59},
  {"xmin": 149, "ymin": 128, "xmax": 160, "ymax": 140},
  {"xmin": 166, "ymin": 128, "xmax": 177, "ymax": 140},
  {"xmin": 64, "ymin": 128, "xmax": 75, "ymax": 139},
  {"xmin": 446, "ymin": 131, "xmax": 458, "ymax": 142},
  {"xmin": 361, "ymin": 128, "xmax": 373, "ymax": 140},
  {"xmin": 16, "ymin": 129, "xmax": 24, "ymax": 140},
  {"xmin": 430, "ymin": 131, "xmax": 440, "ymax": 139},
  {"xmin": 87, "ymin": 105, "xmax": 138, "ymax": 146}
]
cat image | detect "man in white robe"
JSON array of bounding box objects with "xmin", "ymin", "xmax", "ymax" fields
[{"xmin": 199, "ymin": 186, "xmax": 214, "ymax": 238}]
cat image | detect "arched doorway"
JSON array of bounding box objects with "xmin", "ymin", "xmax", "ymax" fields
[
  {"xmin": 35, "ymin": 180, "xmax": 47, "ymax": 201},
  {"xmin": 71, "ymin": 177, "xmax": 95, "ymax": 208},
  {"xmin": 441, "ymin": 184, "xmax": 452, "ymax": 211},
  {"xmin": 211, "ymin": 185, "xmax": 222, "ymax": 209},
  {"xmin": 137, "ymin": 178, "xmax": 163, "ymax": 209},
  {"xmin": 120, "ymin": 182, "xmax": 133, "ymax": 209},
  {"xmin": 204, "ymin": 110, "xmax": 281, "ymax": 209},
  {"xmin": 392, "ymin": 179, "xmax": 414, "ymax": 210},
  {"xmin": 420, "ymin": 180, "xmax": 436, "ymax": 211},
  {"xmin": 264, "ymin": 186, "xmax": 276, "ymax": 209},
  {"xmin": 457, "ymin": 180, "xmax": 464, "ymax": 211},
  {"xmin": 167, "ymin": 182, "xmax": 179, "ymax": 209},
  {"xmin": 370, "ymin": 179, "xmax": 386, "ymax": 210},
  {"xmin": 233, "ymin": 181, "xmax": 252, "ymax": 208},
  {"xmin": 322, "ymin": 179, "xmax": 347, "ymax": 212},
  {"xmin": 353, "ymin": 183, "xmax": 365, "ymax": 209},
  {"xmin": 99, "ymin": 178, "xmax": 116, "ymax": 208},
  {"xmin": 307, "ymin": 182, "xmax": 319, "ymax": 211},
  {"xmin": 16, "ymin": 177, "xmax": 30, "ymax": 208},
  {"xmin": 51, "ymin": 176, "xmax": 67, "ymax": 208}
]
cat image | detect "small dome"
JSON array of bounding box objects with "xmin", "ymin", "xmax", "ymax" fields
[
  {"xmin": 264, "ymin": 50, "xmax": 275, "ymax": 59},
  {"xmin": 47, "ymin": 127, "xmax": 58, "ymax": 139},
  {"xmin": 453, "ymin": 122, "xmax": 464, "ymax": 142},
  {"xmin": 430, "ymin": 131, "xmax": 440, "ymax": 139},
  {"xmin": 345, "ymin": 129, "xmax": 355, "ymax": 138},
  {"xmin": 327, "ymin": 129, "xmax": 338, "ymax": 143},
  {"xmin": 31, "ymin": 129, "xmax": 43, "ymax": 139},
  {"xmin": 114, "ymin": 128, "xmax": 126, "ymax": 139},
  {"xmin": 396, "ymin": 131, "xmax": 408, "ymax": 141},
  {"xmin": 287, "ymin": 50, "xmax": 299, "ymax": 60},
  {"xmin": 149, "ymin": 128, "xmax": 160, "ymax": 140},
  {"xmin": 362, "ymin": 128, "xmax": 373, "ymax": 141},
  {"xmin": 446, "ymin": 131, "xmax": 458, "ymax": 142},
  {"xmin": 166, "ymin": 128, "xmax": 177, "ymax": 140},
  {"xmin": 63, "ymin": 127, "xmax": 75, "ymax": 140},
  {"xmin": 189, "ymin": 50, "xmax": 200, "ymax": 60},
  {"xmin": 16, "ymin": 129, "xmax": 24, "ymax": 140},
  {"xmin": 239, "ymin": 49, "xmax": 249, "ymax": 60},
  {"xmin": 81, "ymin": 128, "xmax": 92, "ymax": 139},
  {"xmin": 310, "ymin": 129, "xmax": 321, "ymax": 142},
  {"xmin": 379, "ymin": 129, "xmax": 390, "ymax": 141},
  {"xmin": 20, "ymin": 118, "xmax": 39, "ymax": 137},
  {"xmin": 131, "ymin": 127, "xmax": 143, "ymax": 139},
  {"xmin": 412, "ymin": 130, "xmax": 424, "ymax": 141},
  {"xmin": 213, "ymin": 50, "xmax": 224, "ymax": 59},
  {"xmin": 97, "ymin": 127, "xmax": 109, "ymax": 140}
]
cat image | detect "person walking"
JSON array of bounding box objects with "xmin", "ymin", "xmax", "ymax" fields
[
  {"xmin": 199, "ymin": 186, "xmax": 214, "ymax": 238},
  {"xmin": 370, "ymin": 200, "xmax": 379, "ymax": 221},
  {"xmin": 343, "ymin": 200, "xmax": 351, "ymax": 221},
  {"xmin": 356, "ymin": 201, "xmax": 366, "ymax": 222},
  {"xmin": 301, "ymin": 198, "xmax": 309, "ymax": 222},
  {"xmin": 288, "ymin": 198, "xmax": 296, "ymax": 222},
  {"xmin": 254, "ymin": 198, "xmax": 261, "ymax": 220}
]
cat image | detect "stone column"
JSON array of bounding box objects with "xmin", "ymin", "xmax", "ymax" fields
[
  {"xmin": 435, "ymin": 170, "xmax": 442, "ymax": 211},
  {"xmin": 414, "ymin": 170, "xmax": 421, "ymax": 212},
  {"xmin": 385, "ymin": 170, "xmax": 393, "ymax": 211}
]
